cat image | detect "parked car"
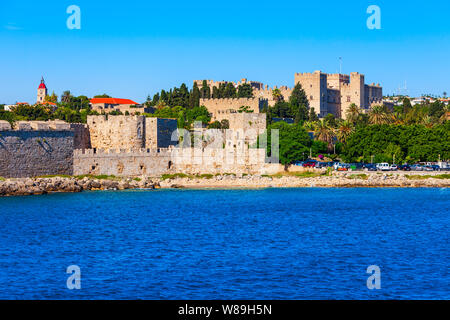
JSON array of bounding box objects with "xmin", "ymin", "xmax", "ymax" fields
[
  {"xmin": 376, "ymin": 163, "xmax": 391, "ymax": 171},
  {"xmin": 399, "ymin": 164, "xmax": 411, "ymax": 171},
  {"xmin": 336, "ymin": 163, "xmax": 350, "ymax": 171},
  {"xmin": 349, "ymin": 163, "xmax": 364, "ymax": 170},
  {"xmin": 431, "ymin": 165, "xmax": 441, "ymax": 171},
  {"xmin": 390, "ymin": 164, "xmax": 398, "ymax": 171},
  {"xmin": 302, "ymin": 160, "xmax": 318, "ymax": 168},
  {"xmin": 315, "ymin": 162, "xmax": 328, "ymax": 169},
  {"xmin": 423, "ymin": 165, "xmax": 434, "ymax": 172},
  {"xmin": 410, "ymin": 164, "xmax": 423, "ymax": 171},
  {"xmin": 365, "ymin": 164, "xmax": 378, "ymax": 171}
]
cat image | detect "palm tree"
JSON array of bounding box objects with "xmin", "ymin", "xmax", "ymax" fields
[
  {"xmin": 405, "ymin": 105, "xmax": 427, "ymax": 125},
  {"xmin": 421, "ymin": 115, "xmax": 434, "ymax": 128},
  {"xmin": 346, "ymin": 103, "xmax": 360, "ymax": 123},
  {"xmin": 336, "ymin": 120, "xmax": 353, "ymax": 144},
  {"xmin": 156, "ymin": 100, "xmax": 167, "ymax": 110},
  {"xmin": 272, "ymin": 88, "xmax": 282, "ymax": 102},
  {"xmin": 439, "ymin": 105, "xmax": 450, "ymax": 123},
  {"xmin": 314, "ymin": 119, "xmax": 335, "ymax": 152},
  {"xmin": 369, "ymin": 105, "xmax": 390, "ymax": 125},
  {"xmin": 302, "ymin": 121, "xmax": 316, "ymax": 132},
  {"xmin": 61, "ymin": 90, "xmax": 72, "ymax": 104}
]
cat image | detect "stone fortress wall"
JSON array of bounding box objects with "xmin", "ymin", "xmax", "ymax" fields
[
  {"xmin": 0, "ymin": 120, "xmax": 74, "ymax": 178},
  {"xmin": 73, "ymin": 146, "xmax": 268, "ymax": 177},
  {"xmin": 196, "ymin": 71, "xmax": 384, "ymax": 120},
  {"xmin": 74, "ymin": 115, "xmax": 269, "ymax": 177},
  {"xmin": 1, "ymin": 114, "xmax": 271, "ymax": 178},
  {"xmin": 199, "ymin": 97, "xmax": 268, "ymax": 121},
  {"xmin": 87, "ymin": 115, "xmax": 178, "ymax": 150}
]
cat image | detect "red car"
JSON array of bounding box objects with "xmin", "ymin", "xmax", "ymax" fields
[{"xmin": 302, "ymin": 161, "xmax": 317, "ymax": 168}]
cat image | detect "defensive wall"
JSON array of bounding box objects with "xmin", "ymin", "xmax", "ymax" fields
[
  {"xmin": 73, "ymin": 146, "xmax": 270, "ymax": 177},
  {"xmin": 87, "ymin": 115, "xmax": 177, "ymax": 150},
  {"xmin": 0, "ymin": 120, "xmax": 74, "ymax": 178},
  {"xmin": 200, "ymin": 97, "xmax": 268, "ymax": 120}
]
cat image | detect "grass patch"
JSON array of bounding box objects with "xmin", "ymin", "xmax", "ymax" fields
[
  {"xmin": 35, "ymin": 174, "xmax": 73, "ymax": 179},
  {"xmin": 222, "ymin": 173, "xmax": 236, "ymax": 177},
  {"xmin": 0, "ymin": 177, "xmax": 5, "ymax": 181},
  {"xmin": 406, "ymin": 174, "xmax": 450, "ymax": 180},
  {"xmin": 271, "ymin": 171, "xmax": 323, "ymax": 179},
  {"xmin": 75, "ymin": 174, "xmax": 121, "ymax": 181},
  {"xmin": 196, "ymin": 174, "xmax": 214, "ymax": 179},
  {"xmin": 161, "ymin": 173, "xmax": 192, "ymax": 180},
  {"xmin": 347, "ymin": 174, "xmax": 369, "ymax": 180},
  {"xmin": 132, "ymin": 177, "xmax": 142, "ymax": 182}
]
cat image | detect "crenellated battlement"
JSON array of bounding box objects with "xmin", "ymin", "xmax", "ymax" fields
[
  {"xmin": 74, "ymin": 147, "xmax": 174, "ymax": 157},
  {"xmin": 0, "ymin": 120, "xmax": 72, "ymax": 132},
  {"xmin": 200, "ymin": 97, "xmax": 262, "ymax": 103},
  {"xmin": 73, "ymin": 146, "xmax": 268, "ymax": 177}
]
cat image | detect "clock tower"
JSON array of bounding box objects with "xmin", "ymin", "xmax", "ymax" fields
[{"xmin": 37, "ymin": 77, "xmax": 48, "ymax": 104}]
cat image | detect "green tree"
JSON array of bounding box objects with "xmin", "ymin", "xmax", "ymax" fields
[
  {"xmin": 93, "ymin": 94, "xmax": 111, "ymax": 98},
  {"xmin": 224, "ymin": 83, "xmax": 237, "ymax": 98},
  {"xmin": 263, "ymin": 122, "xmax": 312, "ymax": 170},
  {"xmin": 369, "ymin": 105, "xmax": 391, "ymax": 125},
  {"xmin": 289, "ymin": 83, "xmax": 309, "ymax": 123},
  {"xmin": 308, "ymin": 107, "xmax": 319, "ymax": 122},
  {"xmin": 201, "ymin": 80, "xmax": 211, "ymax": 99},
  {"xmin": 61, "ymin": 90, "xmax": 72, "ymax": 103},
  {"xmin": 189, "ymin": 82, "xmax": 201, "ymax": 108},
  {"xmin": 237, "ymin": 84, "xmax": 253, "ymax": 98},
  {"xmin": 45, "ymin": 91, "xmax": 58, "ymax": 103},
  {"xmin": 346, "ymin": 103, "xmax": 360, "ymax": 123}
]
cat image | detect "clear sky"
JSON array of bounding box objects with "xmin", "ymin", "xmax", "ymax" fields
[{"xmin": 0, "ymin": 0, "xmax": 449, "ymax": 104}]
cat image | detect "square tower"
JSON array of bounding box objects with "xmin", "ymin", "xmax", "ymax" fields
[{"xmin": 37, "ymin": 77, "xmax": 48, "ymax": 104}]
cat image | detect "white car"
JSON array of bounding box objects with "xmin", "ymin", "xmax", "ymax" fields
[
  {"xmin": 376, "ymin": 163, "xmax": 390, "ymax": 171},
  {"xmin": 390, "ymin": 164, "xmax": 398, "ymax": 171}
]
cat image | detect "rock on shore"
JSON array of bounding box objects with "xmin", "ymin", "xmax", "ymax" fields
[{"xmin": 0, "ymin": 176, "xmax": 158, "ymax": 196}]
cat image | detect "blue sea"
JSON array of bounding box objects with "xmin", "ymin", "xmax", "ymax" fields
[{"xmin": 0, "ymin": 188, "xmax": 448, "ymax": 300}]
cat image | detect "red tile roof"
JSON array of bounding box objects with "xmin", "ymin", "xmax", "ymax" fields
[
  {"xmin": 41, "ymin": 101, "xmax": 57, "ymax": 106},
  {"xmin": 90, "ymin": 98, "xmax": 138, "ymax": 105}
]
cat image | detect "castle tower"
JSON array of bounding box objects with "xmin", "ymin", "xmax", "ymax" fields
[
  {"xmin": 294, "ymin": 71, "xmax": 328, "ymax": 117},
  {"xmin": 37, "ymin": 77, "xmax": 48, "ymax": 104}
]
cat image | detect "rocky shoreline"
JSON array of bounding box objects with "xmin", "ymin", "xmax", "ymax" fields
[
  {"xmin": 0, "ymin": 176, "xmax": 159, "ymax": 196},
  {"xmin": 0, "ymin": 172, "xmax": 449, "ymax": 196},
  {"xmin": 159, "ymin": 172, "xmax": 450, "ymax": 189}
]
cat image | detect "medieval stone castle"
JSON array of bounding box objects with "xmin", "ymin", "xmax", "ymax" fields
[
  {"xmin": 196, "ymin": 71, "xmax": 383, "ymax": 120},
  {"xmin": 0, "ymin": 114, "xmax": 269, "ymax": 178},
  {"xmin": 0, "ymin": 71, "xmax": 384, "ymax": 179}
]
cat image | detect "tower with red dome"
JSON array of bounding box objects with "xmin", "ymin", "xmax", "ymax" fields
[{"xmin": 37, "ymin": 77, "xmax": 48, "ymax": 103}]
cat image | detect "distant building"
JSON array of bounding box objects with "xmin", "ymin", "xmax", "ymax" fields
[
  {"xmin": 37, "ymin": 77, "xmax": 48, "ymax": 104},
  {"xmin": 89, "ymin": 98, "xmax": 151, "ymax": 114},
  {"xmin": 195, "ymin": 71, "xmax": 385, "ymax": 120},
  {"xmin": 294, "ymin": 71, "xmax": 383, "ymax": 119}
]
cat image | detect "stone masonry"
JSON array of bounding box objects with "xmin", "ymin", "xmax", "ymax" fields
[
  {"xmin": 0, "ymin": 120, "xmax": 74, "ymax": 178},
  {"xmin": 87, "ymin": 115, "xmax": 178, "ymax": 150},
  {"xmin": 199, "ymin": 97, "xmax": 268, "ymax": 121}
]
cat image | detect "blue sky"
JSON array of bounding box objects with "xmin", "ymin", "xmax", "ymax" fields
[{"xmin": 0, "ymin": 0, "xmax": 449, "ymax": 104}]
